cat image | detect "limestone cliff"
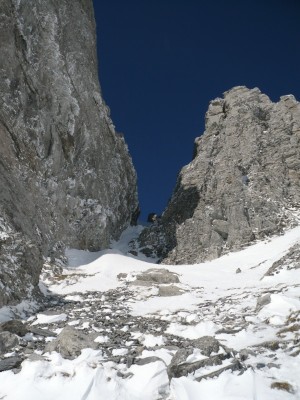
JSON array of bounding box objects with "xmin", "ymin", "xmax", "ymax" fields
[
  {"xmin": 0, "ymin": 0, "xmax": 138, "ymax": 306},
  {"xmin": 139, "ymin": 86, "xmax": 300, "ymax": 264}
]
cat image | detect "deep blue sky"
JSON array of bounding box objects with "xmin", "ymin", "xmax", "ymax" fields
[{"xmin": 93, "ymin": 0, "xmax": 300, "ymax": 222}]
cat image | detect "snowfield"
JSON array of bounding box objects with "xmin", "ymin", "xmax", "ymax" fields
[{"xmin": 0, "ymin": 225, "xmax": 300, "ymax": 399}]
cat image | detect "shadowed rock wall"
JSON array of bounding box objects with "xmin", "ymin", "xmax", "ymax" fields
[{"xmin": 0, "ymin": 0, "xmax": 138, "ymax": 306}]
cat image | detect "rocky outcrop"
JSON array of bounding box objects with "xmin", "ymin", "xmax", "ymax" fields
[
  {"xmin": 263, "ymin": 242, "xmax": 300, "ymax": 277},
  {"xmin": 139, "ymin": 86, "xmax": 300, "ymax": 264},
  {"xmin": 0, "ymin": 0, "xmax": 138, "ymax": 307}
]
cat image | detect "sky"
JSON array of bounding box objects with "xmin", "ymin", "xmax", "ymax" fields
[{"xmin": 93, "ymin": 0, "xmax": 300, "ymax": 222}]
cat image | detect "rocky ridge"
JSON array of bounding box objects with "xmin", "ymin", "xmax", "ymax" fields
[
  {"xmin": 0, "ymin": 0, "xmax": 138, "ymax": 307},
  {"xmin": 138, "ymin": 86, "xmax": 300, "ymax": 264}
]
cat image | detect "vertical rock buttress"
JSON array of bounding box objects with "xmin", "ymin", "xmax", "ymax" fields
[
  {"xmin": 0, "ymin": 0, "xmax": 139, "ymax": 306},
  {"xmin": 139, "ymin": 87, "xmax": 300, "ymax": 264}
]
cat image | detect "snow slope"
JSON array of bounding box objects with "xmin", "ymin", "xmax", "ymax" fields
[{"xmin": 0, "ymin": 225, "xmax": 300, "ymax": 399}]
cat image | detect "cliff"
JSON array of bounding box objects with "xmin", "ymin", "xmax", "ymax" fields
[
  {"xmin": 0, "ymin": 0, "xmax": 138, "ymax": 306},
  {"xmin": 139, "ymin": 86, "xmax": 300, "ymax": 263}
]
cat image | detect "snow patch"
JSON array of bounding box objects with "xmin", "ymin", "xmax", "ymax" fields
[{"xmin": 31, "ymin": 313, "xmax": 68, "ymax": 325}]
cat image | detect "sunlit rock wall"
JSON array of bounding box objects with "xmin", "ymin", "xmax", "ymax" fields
[{"xmin": 139, "ymin": 87, "xmax": 300, "ymax": 264}]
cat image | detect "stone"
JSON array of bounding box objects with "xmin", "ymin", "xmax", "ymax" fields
[
  {"xmin": 29, "ymin": 327, "xmax": 57, "ymax": 337},
  {"xmin": 26, "ymin": 353, "xmax": 47, "ymax": 362},
  {"xmin": 256, "ymin": 294, "xmax": 271, "ymax": 311},
  {"xmin": 0, "ymin": 320, "xmax": 28, "ymax": 336},
  {"xmin": 253, "ymin": 340, "xmax": 280, "ymax": 351},
  {"xmin": 44, "ymin": 326, "xmax": 97, "ymax": 359},
  {"xmin": 168, "ymin": 353, "xmax": 229, "ymax": 379},
  {"xmin": 135, "ymin": 356, "xmax": 164, "ymax": 366},
  {"xmin": 236, "ymin": 268, "xmax": 242, "ymax": 274},
  {"xmin": 271, "ymin": 381, "xmax": 295, "ymax": 394},
  {"xmin": 195, "ymin": 360, "xmax": 244, "ymax": 382},
  {"xmin": 0, "ymin": 332, "xmax": 19, "ymax": 354},
  {"xmin": 139, "ymin": 86, "xmax": 300, "ymax": 264},
  {"xmin": 158, "ymin": 285, "xmax": 183, "ymax": 297},
  {"xmin": 277, "ymin": 323, "xmax": 300, "ymax": 334},
  {"xmin": 238, "ymin": 349, "xmax": 255, "ymax": 361},
  {"xmin": 117, "ymin": 371, "xmax": 134, "ymax": 379},
  {"xmin": 126, "ymin": 356, "xmax": 134, "ymax": 368},
  {"xmin": 264, "ymin": 243, "xmax": 300, "ymax": 276},
  {"xmin": 167, "ymin": 347, "xmax": 193, "ymax": 378},
  {"xmin": 0, "ymin": 0, "xmax": 138, "ymax": 306},
  {"xmin": 267, "ymin": 362, "xmax": 280, "ymax": 369},
  {"xmin": 117, "ymin": 273, "xmax": 128, "ymax": 280},
  {"xmin": 191, "ymin": 336, "xmax": 221, "ymax": 357},
  {"xmin": 129, "ymin": 280, "xmax": 153, "ymax": 287},
  {"xmin": 0, "ymin": 356, "xmax": 23, "ymax": 372},
  {"xmin": 135, "ymin": 269, "xmax": 180, "ymax": 284}
]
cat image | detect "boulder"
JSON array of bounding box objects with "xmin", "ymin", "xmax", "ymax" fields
[
  {"xmin": 192, "ymin": 336, "xmax": 221, "ymax": 357},
  {"xmin": 0, "ymin": 320, "xmax": 28, "ymax": 337},
  {"xmin": 0, "ymin": 332, "xmax": 19, "ymax": 354},
  {"xmin": 135, "ymin": 269, "xmax": 180, "ymax": 284},
  {"xmin": 158, "ymin": 285, "xmax": 183, "ymax": 297},
  {"xmin": 44, "ymin": 326, "xmax": 97, "ymax": 359},
  {"xmin": 256, "ymin": 294, "xmax": 272, "ymax": 311},
  {"xmin": 0, "ymin": 356, "xmax": 23, "ymax": 372}
]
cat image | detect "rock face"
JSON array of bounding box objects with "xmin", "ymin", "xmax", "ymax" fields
[
  {"xmin": 139, "ymin": 86, "xmax": 300, "ymax": 264},
  {"xmin": 0, "ymin": 0, "xmax": 138, "ymax": 306}
]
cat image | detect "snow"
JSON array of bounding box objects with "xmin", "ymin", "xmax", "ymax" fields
[
  {"xmin": 167, "ymin": 321, "xmax": 219, "ymax": 339},
  {"xmin": 112, "ymin": 348, "xmax": 128, "ymax": 356},
  {"xmin": 186, "ymin": 349, "xmax": 208, "ymax": 363},
  {"xmin": 130, "ymin": 292, "xmax": 201, "ymax": 316},
  {"xmin": 257, "ymin": 294, "xmax": 300, "ymax": 324},
  {"xmin": 31, "ymin": 313, "xmax": 68, "ymax": 325},
  {"xmin": 94, "ymin": 335, "xmax": 109, "ymax": 343},
  {"xmin": 52, "ymin": 225, "xmax": 300, "ymax": 301},
  {"xmin": 1, "ymin": 225, "xmax": 300, "ymax": 399},
  {"xmin": 0, "ymin": 353, "xmax": 169, "ymax": 400},
  {"xmin": 141, "ymin": 348, "xmax": 174, "ymax": 365},
  {"xmin": 169, "ymin": 370, "xmax": 294, "ymax": 400},
  {"xmin": 0, "ymin": 299, "xmax": 40, "ymax": 323},
  {"xmin": 216, "ymin": 324, "xmax": 278, "ymax": 350},
  {"xmin": 126, "ymin": 361, "xmax": 169, "ymax": 398},
  {"xmin": 140, "ymin": 334, "xmax": 166, "ymax": 347}
]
